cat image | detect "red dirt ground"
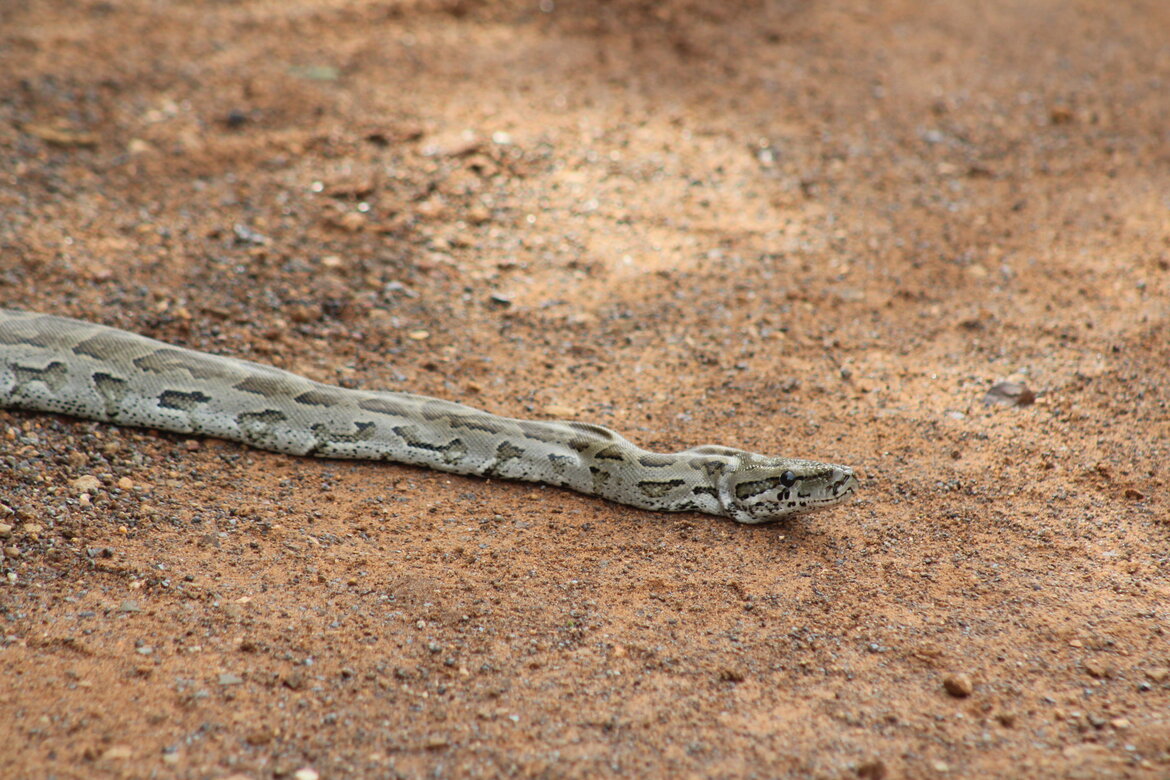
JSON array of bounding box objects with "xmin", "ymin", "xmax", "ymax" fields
[{"xmin": 1, "ymin": 1, "xmax": 1167, "ymax": 777}]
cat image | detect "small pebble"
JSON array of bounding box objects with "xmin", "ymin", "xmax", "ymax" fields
[
  {"xmin": 718, "ymin": 667, "xmax": 746, "ymax": 683},
  {"xmin": 982, "ymin": 381, "xmax": 1035, "ymax": 407},
  {"xmin": 224, "ymin": 109, "xmax": 248, "ymax": 128},
  {"xmin": 943, "ymin": 673, "xmax": 974, "ymax": 698},
  {"xmin": 70, "ymin": 475, "xmax": 102, "ymax": 493},
  {"xmin": 293, "ymin": 768, "xmax": 319, "ymax": 780},
  {"xmin": 246, "ymin": 728, "xmax": 274, "ymax": 746},
  {"xmin": 337, "ymin": 211, "xmax": 366, "ymax": 232},
  {"xmin": 116, "ymin": 477, "xmax": 134, "ymax": 490}
]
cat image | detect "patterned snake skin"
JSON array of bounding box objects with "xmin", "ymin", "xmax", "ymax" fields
[{"xmin": 0, "ymin": 309, "xmax": 857, "ymax": 523}]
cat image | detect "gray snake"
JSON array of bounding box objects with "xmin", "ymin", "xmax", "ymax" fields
[{"xmin": 0, "ymin": 309, "xmax": 857, "ymax": 523}]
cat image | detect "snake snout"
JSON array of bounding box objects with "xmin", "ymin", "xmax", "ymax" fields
[{"xmin": 831, "ymin": 466, "xmax": 859, "ymax": 497}]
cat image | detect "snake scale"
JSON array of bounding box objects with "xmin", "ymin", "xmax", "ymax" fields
[{"xmin": 0, "ymin": 309, "xmax": 857, "ymax": 523}]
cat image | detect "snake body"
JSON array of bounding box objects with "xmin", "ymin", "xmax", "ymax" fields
[{"xmin": 0, "ymin": 309, "xmax": 856, "ymax": 523}]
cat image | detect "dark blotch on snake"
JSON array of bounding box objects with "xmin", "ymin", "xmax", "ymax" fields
[
  {"xmin": 93, "ymin": 372, "xmax": 129, "ymax": 399},
  {"xmin": 295, "ymin": 389, "xmax": 346, "ymax": 407},
  {"xmin": 689, "ymin": 458, "xmax": 728, "ymax": 477},
  {"xmin": 592, "ymin": 444, "xmax": 626, "ymax": 461},
  {"xmin": 234, "ymin": 375, "xmax": 303, "ymax": 397},
  {"xmin": 517, "ymin": 421, "xmax": 560, "ymax": 444},
  {"xmin": 638, "ymin": 454, "xmax": 677, "ymax": 468},
  {"xmin": 734, "ymin": 476, "xmax": 784, "ymax": 501},
  {"xmin": 135, "ymin": 349, "xmax": 235, "ymax": 380},
  {"xmin": 0, "ymin": 316, "xmax": 90, "ymax": 348},
  {"xmin": 358, "ymin": 397, "xmax": 413, "ymax": 417},
  {"xmin": 546, "ymin": 453, "xmax": 574, "ymax": 473},
  {"xmin": 12, "ymin": 361, "xmax": 69, "ymax": 391},
  {"xmin": 637, "ymin": 479, "xmax": 686, "ymax": 498},
  {"xmin": 158, "ymin": 389, "xmax": 212, "ymax": 411},
  {"xmin": 448, "ymin": 414, "xmax": 506, "ymax": 434},
  {"xmin": 237, "ymin": 409, "xmax": 288, "ymax": 425},
  {"xmin": 495, "ymin": 441, "xmax": 526, "ymax": 462},
  {"xmin": 310, "ymin": 420, "xmax": 376, "ymax": 443},
  {"xmin": 72, "ymin": 334, "xmax": 136, "ymax": 361},
  {"xmin": 392, "ymin": 425, "xmax": 462, "ymax": 455}
]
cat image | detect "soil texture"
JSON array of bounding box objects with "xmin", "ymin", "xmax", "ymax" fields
[{"xmin": 1, "ymin": 1, "xmax": 1168, "ymax": 777}]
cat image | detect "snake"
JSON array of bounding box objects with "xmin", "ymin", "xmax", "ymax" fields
[{"xmin": 0, "ymin": 309, "xmax": 857, "ymax": 523}]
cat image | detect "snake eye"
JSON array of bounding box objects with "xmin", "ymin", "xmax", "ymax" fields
[{"xmin": 780, "ymin": 470, "xmax": 797, "ymax": 487}]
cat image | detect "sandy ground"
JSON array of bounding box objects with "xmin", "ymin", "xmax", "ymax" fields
[{"xmin": 1, "ymin": 0, "xmax": 1168, "ymax": 777}]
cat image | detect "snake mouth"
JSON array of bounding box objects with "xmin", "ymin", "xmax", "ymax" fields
[{"xmin": 828, "ymin": 467, "xmax": 859, "ymax": 499}]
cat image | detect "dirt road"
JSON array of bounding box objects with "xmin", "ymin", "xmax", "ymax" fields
[{"xmin": 2, "ymin": 1, "xmax": 1167, "ymax": 777}]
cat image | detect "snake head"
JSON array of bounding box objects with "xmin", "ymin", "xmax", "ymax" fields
[{"xmin": 717, "ymin": 456, "xmax": 858, "ymax": 524}]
